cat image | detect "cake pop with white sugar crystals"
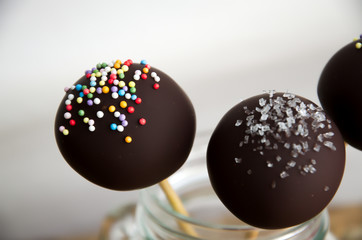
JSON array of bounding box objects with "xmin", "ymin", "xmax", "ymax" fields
[
  {"xmin": 318, "ymin": 35, "xmax": 362, "ymax": 150},
  {"xmin": 207, "ymin": 91, "xmax": 345, "ymax": 229},
  {"xmin": 55, "ymin": 59, "xmax": 196, "ymax": 191}
]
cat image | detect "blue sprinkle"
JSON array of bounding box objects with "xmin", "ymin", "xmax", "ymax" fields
[
  {"xmin": 90, "ymin": 81, "xmax": 97, "ymax": 87},
  {"xmin": 76, "ymin": 84, "xmax": 82, "ymax": 91},
  {"xmin": 131, "ymin": 94, "xmax": 137, "ymax": 100},
  {"xmin": 118, "ymin": 89, "xmax": 125, "ymax": 96},
  {"xmin": 79, "ymin": 92, "xmax": 84, "ymax": 97},
  {"xmin": 110, "ymin": 123, "xmax": 117, "ymax": 131},
  {"xmin": 140, "ymin": 59, "xmax": 147, "ymax": 65}
]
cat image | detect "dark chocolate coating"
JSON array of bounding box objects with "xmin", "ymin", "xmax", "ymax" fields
[
  {"xmin": 207, "ymin": 92, "xmax": 345, "ymax": 229},
  {"xmin": 318, "ymin": 39, "xmax": 362, "ymax": 150},
  {"xmin": 55, "ymin": 63, "xmax": 196, "ymax": 191}
]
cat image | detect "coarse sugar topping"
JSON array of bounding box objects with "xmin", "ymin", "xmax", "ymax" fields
[{"xmin": 234, "ymin": 91, "xmax": 338, "ymax": 183}]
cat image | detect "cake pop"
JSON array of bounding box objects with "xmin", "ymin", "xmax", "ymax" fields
[
  {"xmin": 55, "ymin": 59, "xmax": 196, "ymax": 191},
  {"xmin": 207, "ymin": 91, "xmax": 345, "ymax": 229},
  {"xmin": 318, "ymin": 35, "xmax": 362, "ymax": 150}
]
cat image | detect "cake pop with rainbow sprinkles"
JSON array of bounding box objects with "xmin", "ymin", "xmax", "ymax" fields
[{"xmin": 55, "ymin": 59, "xmax": 196, "ymax": 191}]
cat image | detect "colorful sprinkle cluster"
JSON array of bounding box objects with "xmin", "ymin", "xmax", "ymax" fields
[
  {"xmin": 353, "ymin": 34, "xmax": 362, "ymax": 49},
  {"xmin": 59, "ymin": 59, "xmax": 160, "ymax": 143}
]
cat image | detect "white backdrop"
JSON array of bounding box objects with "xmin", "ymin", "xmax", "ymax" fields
[{"xmin": 0, "ymin": 0, "xmax": 361, "ymax": 239}]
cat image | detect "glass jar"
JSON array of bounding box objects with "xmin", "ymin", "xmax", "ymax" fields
[{"xmin": 101, "ymin": 132, "xmax": 337, "ymax": 240}]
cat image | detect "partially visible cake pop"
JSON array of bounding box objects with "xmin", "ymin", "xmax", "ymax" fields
[
  {"xmin": 207, "ymin": 91, "xmax": 345, "ymax": 229},
  {"xmin": 55, "ymin": 59, "xmax": 196, "ymax": 191},
  {"xmin": 318, "ymin": 35, "xmax": 362, "ymax": 150}
]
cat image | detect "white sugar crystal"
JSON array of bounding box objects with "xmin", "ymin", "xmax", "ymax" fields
[
  {"xmin": 244, "ymin": 135, "xmax": 249, "ymax": 144},
  {"xmin": 259, "ymin": 98, "xmax": 266, "ymax": 106},
  {"xmin": 311, "ymin": 159, "xmax": 317, "ymax": 165},
  {"xmin": 234, "ymin": 158, "xmax": 242, "ymax": 163},
  {"xmin": 235, "ymin": 119, "xmax": 243, "ymax": 127},
  {"xmin": 324, "ymin": 186, "xmax": 330, "ymax": 192},
  {"xmin": 317, "ymin": 134, "xmax": 324, "ymax": 142},
  {"xmin": 323, "ymin": 132, "xmax": 334, "ymax": 138},
  {"xmin": 239, "ymin": 141, "xmax": 244, "ymax": 147},
  {"xmin": 303, "ymin": 164, "xmax": 317, "ymax": 174},
  {"xmin": 314, "ymin": 111, "xmax": 326, "ymax": 122},
  {"xmin": 324, "ymin": 141, "xmax": 337, "ymax": 151},
  {"xmin": 280, "ymin": 171, "xmax": 289, "ymax": 179},
  {"xmin": 267, "ymin": 161, "xmax": 273, "ymax": 167},
  {"xmin": 276, "ymin": 155, "xmax": 282, "ymax": 162},
  {"xmin": 247, "ymin": 169, "xmax": 252, "ymax": 175},
  {"xmin": 313, "ymin": 144, "xmax": 321, "ymax": 152},
  {"xmin": 260, "ymin": 114, "xmax": 269, "ymax": 121},
  {"xmin": 273, "ymin": 144, "xmax": 279, "ymax": 150},
  {"xmin": 284, "ymin": 143, "xmax": 290, "ymax": 149},
  {"xmin": 287, "ymin": 160, "xmax": 296, "ymax": 168},
  {"xmin": 291, "ymin": 151, "xmax": 298, "ymax": 158}
]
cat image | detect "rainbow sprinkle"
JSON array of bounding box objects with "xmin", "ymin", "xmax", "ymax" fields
[{"xmin": 59, "ymin": 59, "xmax": 160, "ymax": 143}]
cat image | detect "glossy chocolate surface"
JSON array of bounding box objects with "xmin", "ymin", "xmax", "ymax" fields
[
  {"xmin": 55, "ymin": 61, "xmax": 196, "ymax": 190},
  {"xmin": 207, "ymin": 92, "xmax": 345, "ymax": 229},
  {"xmin": 318, "ymin": 39, "xmax": 362, "ymax": 150}
]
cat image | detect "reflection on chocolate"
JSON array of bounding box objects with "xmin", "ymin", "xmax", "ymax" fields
[
  {"xmin": 55, "ymin": 60, "xmax": 196, "ymax": 191},
  {"xmin": 318, "ymin": 37, "xmax": 362, "ymax": 150},
  {"xmin": 207, "ymin": 92, "xmax": 345, "ymax": 229}
]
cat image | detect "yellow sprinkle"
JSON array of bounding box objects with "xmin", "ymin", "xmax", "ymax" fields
[
  {"xmin": 353, "ymin": 38, "xmax": 358, "ymax": 41},
  {"xmin": 121, "ymin": 65, "xmax": 129, "ymax": 72},
  {"xmin": 119, "ymin": 81, "xmax": 126, "ymax": 87},
  {"xmin": 76, "ymin": 97, "xmax": 83, "ymax": 104},
  {"xmin": 109, "ymin": 105, "xmax": 116, "ymax": 112},
  {"xmin": 355, "ymin": 42, "xmax": 362, "ymax": 49},
  {"xmin": 95, "ymin": 72, "xmax": 102, "ymax": 77},
  {"xmin": 115, "ymin": 59, "xmax": 122, "ymax": 64},
  {"xmin": 102, "ymin": 86, "xmax": 109, "ymax": 94},
  {"xmin": 83, "ymin": 117, "xmax": 89, "ymax": 123},
  {"xmin": 117, "ymin": 69, "xmax": 124, "ymax": 75},
  {"xmin": 63, "ymin": 129, "xmax": 69, "ymax": 135},
  {"xmin": 143, "ymin": 67, "xmax": 149, "ymax": 74},
  {"xmin": 120, "ymin": 101, "xmax": 127, "ymax": 108},
  {"xmin": 99, "ymin": 80, "xmax": 105, "ymax": 86},
  {"xmin": 125, "ymin": 136, "xmax": 132, "ymax": 143},
  {"xmin": 129, "ymin": 81, "xmax": 136, "ymax": 88},
  {"xmin": 91, "ymin": 73, "xmax": 96, "ymax": 77},
  {"xmin": 89, "ymin": 87, "xmax": 96, "ymax": 93}
]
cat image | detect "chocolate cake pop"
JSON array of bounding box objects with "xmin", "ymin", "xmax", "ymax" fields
[
  {"xmin": 55, "ymin": 59, "xmax": 196, "ymax": 191},
  {"xmin": 207, "ymin": 91, "xmax": 345, "ymax": 229},
  {"xmin": 318, "ymin": 35, "xmax": 362, "ymax": 150}
]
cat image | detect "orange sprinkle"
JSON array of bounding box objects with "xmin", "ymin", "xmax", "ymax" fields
[
  {"xmin": 108, "ymin": 105, "xmax": 116, "ymax": 112},
  {"xmin": 120, "ymin": 101, "xmax": 127, "ymax": 108},
  {"xmin": 102, "ymin": 86, "xmax": 109, "ymax": 94},
  {"xmin": 125, "ymin": 136, "xmax": 132, "ymax": 143}
]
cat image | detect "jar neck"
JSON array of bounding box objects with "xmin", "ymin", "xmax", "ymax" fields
[{"xmin": 135, "ymin": 163, "xmax": 330, "ymax": 240}]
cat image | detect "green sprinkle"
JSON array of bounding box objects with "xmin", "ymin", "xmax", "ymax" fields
[
  {"xmin": 78, "ymin": 110, "xmax": 85, "ymax": 116},
  {"xmin": 130, "ymin": 87, "xmax": 136, "ymax": 93},
  {"xmin": 87, "ymin": 93, "xmax": 93, "ymax": 99}
]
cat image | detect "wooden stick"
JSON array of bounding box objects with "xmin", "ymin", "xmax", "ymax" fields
[
  {"xmin": 159, "ymin": 179, "xmax": 259, "ymax": 239},
  {"xmin": 159, "ymin": 179, "xmax": 199, "ymax": 237}
]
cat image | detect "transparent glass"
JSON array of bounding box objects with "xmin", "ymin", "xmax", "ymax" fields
[{"xmin": 100, "ymin": 132, "xmax": 337, "ymax": 240}]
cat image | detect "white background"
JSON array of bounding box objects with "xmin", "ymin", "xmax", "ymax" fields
[{"xmin": 0, "ymin": 0, "xmax": 361, "ymax": 239}]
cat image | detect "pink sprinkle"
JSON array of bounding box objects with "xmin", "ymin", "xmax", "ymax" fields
[{"xmin": 59, "ymin": 126, "xmax": 65, "ymax": 132}]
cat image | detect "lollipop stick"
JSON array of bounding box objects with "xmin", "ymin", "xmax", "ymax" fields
[
  {"xmin": 159, "ymin": 179, "xmax": 199, "ymax": 237},
  {"xmin": 245, "ymin": 230, "xmax": 259, "ymax": 239}
]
